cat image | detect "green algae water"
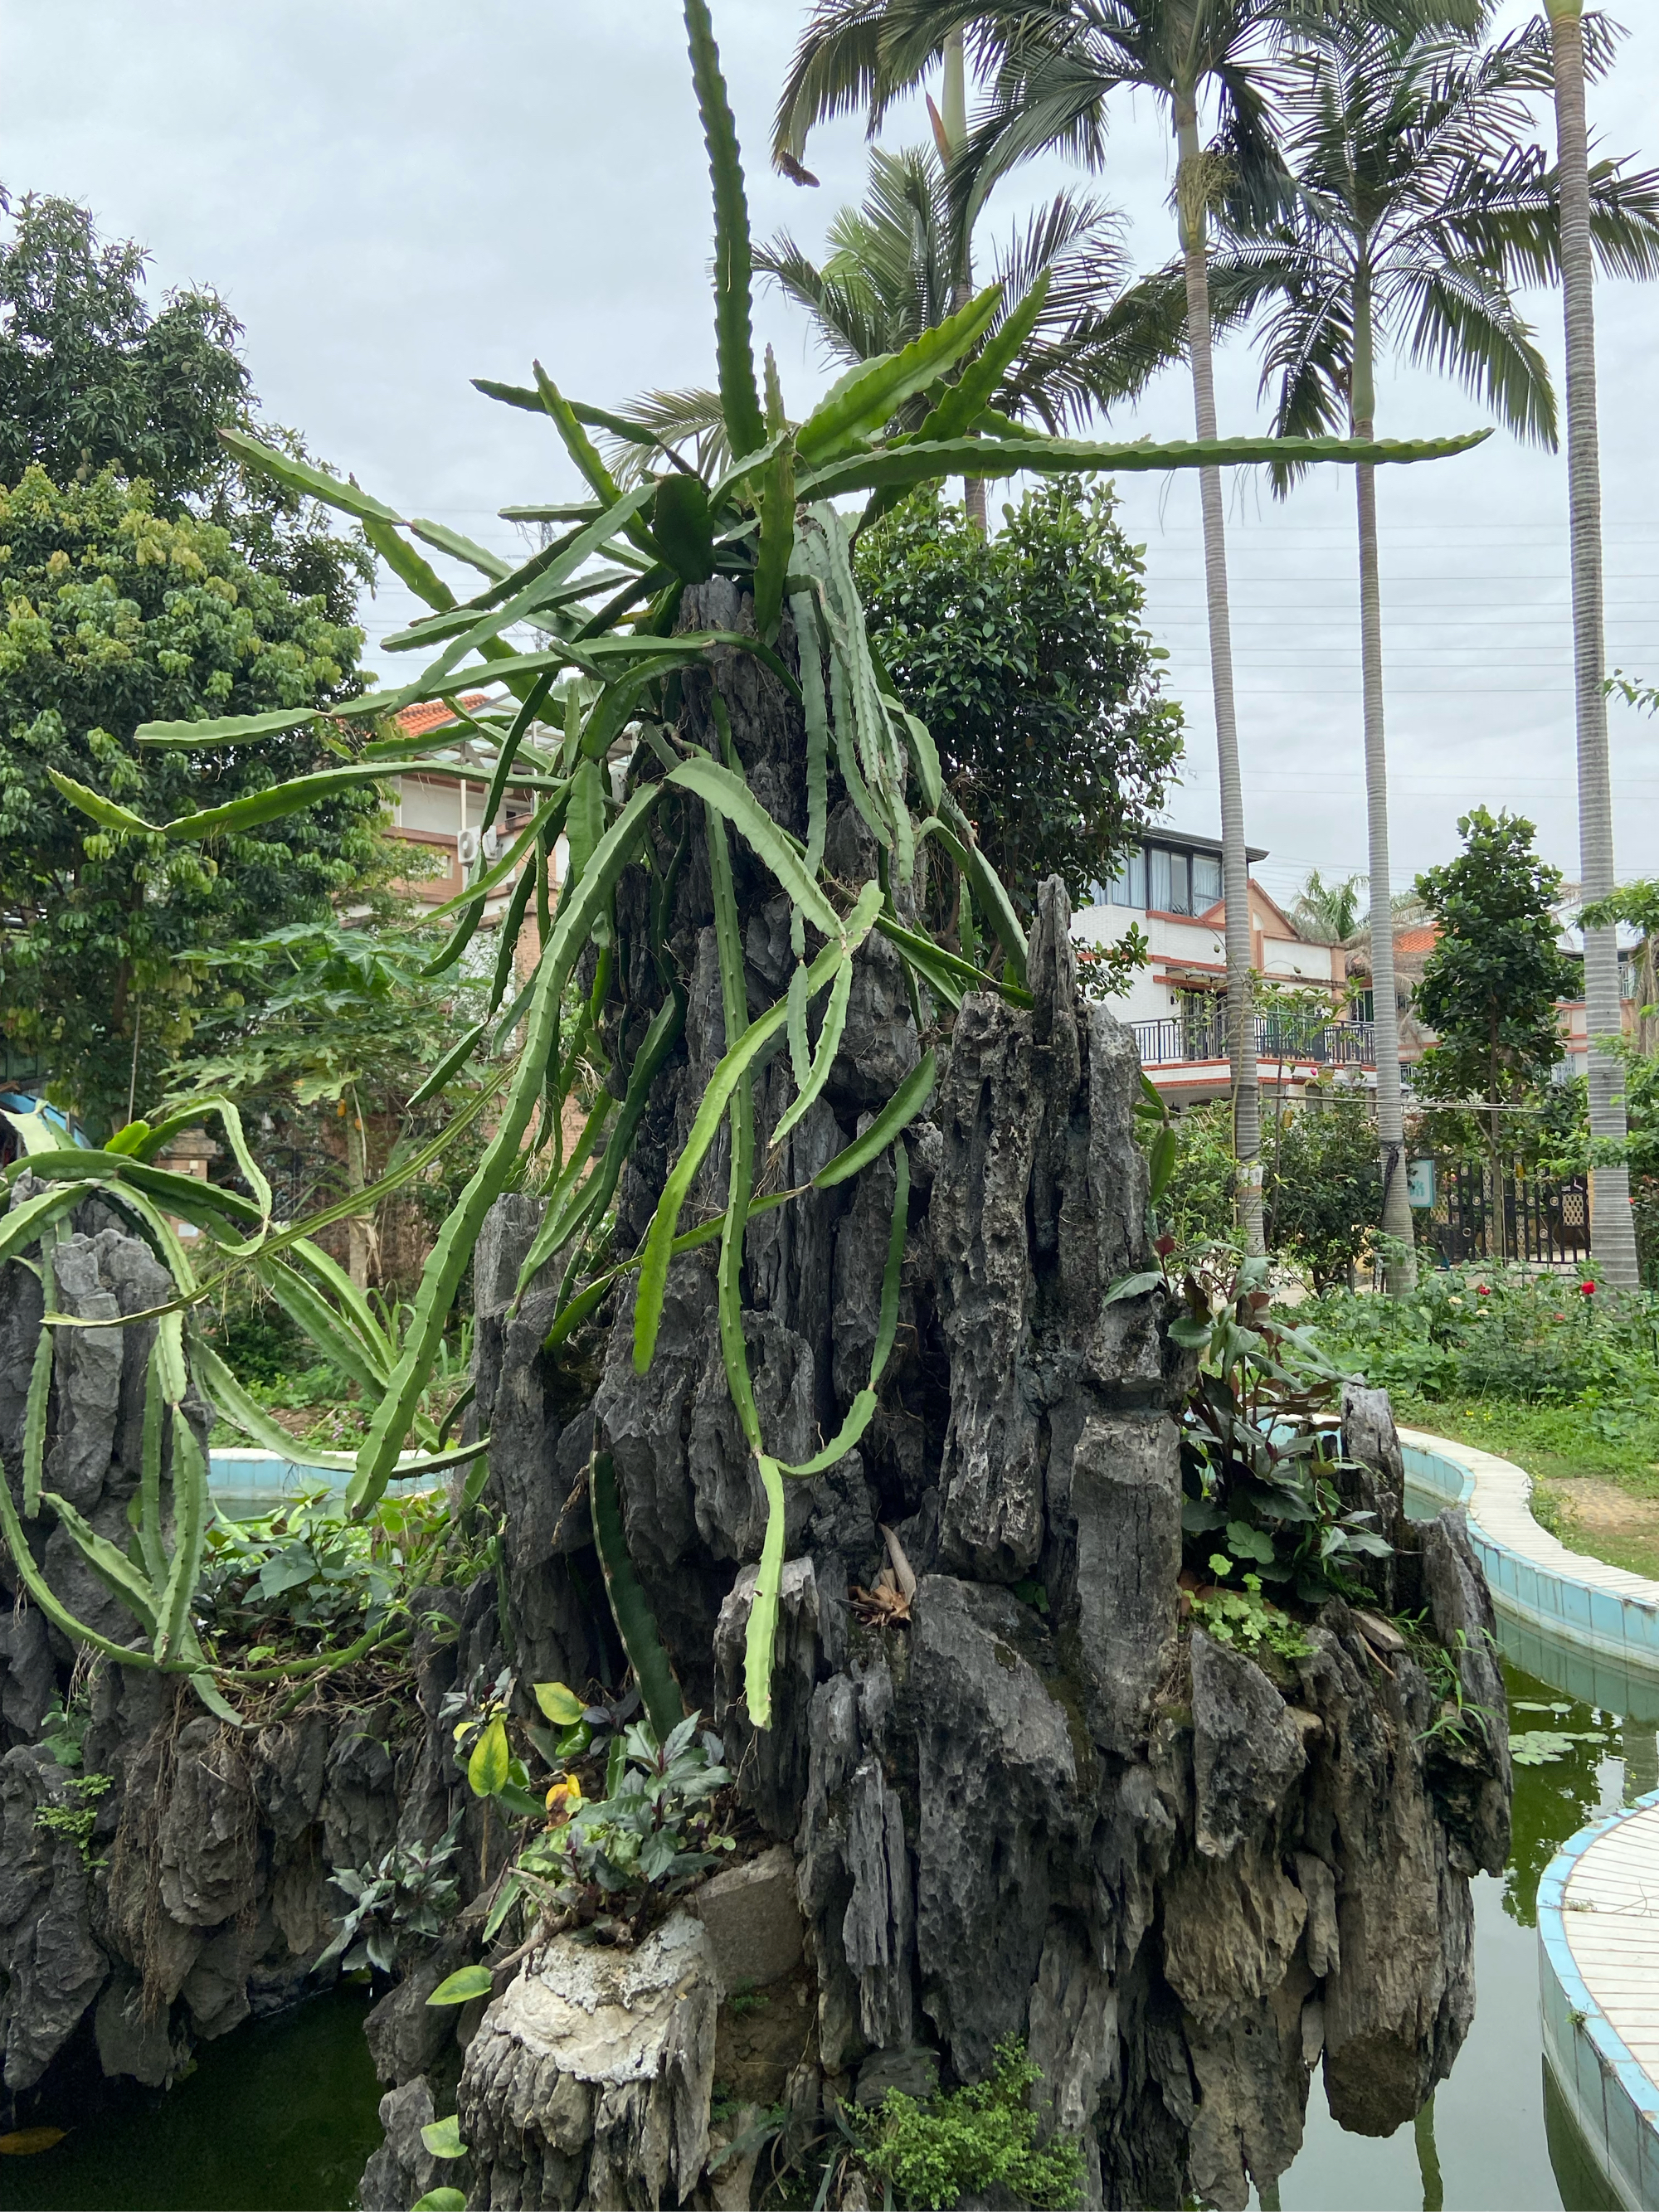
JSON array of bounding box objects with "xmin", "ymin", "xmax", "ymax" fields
[
  {"xmin": 1265, "ymin": 1643, "xmax": 1654, "ymax": 2212},
  {"xmin": 0, "ymin": 1985, "xmax": 382, "ymax": 2212}
]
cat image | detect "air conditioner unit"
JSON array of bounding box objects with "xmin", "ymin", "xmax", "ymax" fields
[
  {"xmin": 483, "ymin": 826, "xmax": 504, "ymax": 862},
  {"xmin": 456, "ymin": 829, "xmax": 481, "ymax": 868}
]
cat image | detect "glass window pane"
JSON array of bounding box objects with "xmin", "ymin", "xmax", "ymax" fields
[
  {"xmin": 1129, "ymin": 849, "xmax": 1146, "ymax": 907},
  {"xmin": 1169, "ymin": 853, "xmax": 1191, "ymax": 915},
  {"xmin": 1193, "ymin": 853, "xmax": 1221, "ymax": 906},
  {"xmin": 1150, "ymin": 848, "xmax": 1172, "ymax": 911}
]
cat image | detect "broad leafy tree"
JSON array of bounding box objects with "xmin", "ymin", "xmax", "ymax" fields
[
  {"xmin": 0, "ymin": 469, "xmax": 390, "ymax": 1129},
  {"xmin": 1412, "ymin": 807, "xmax": 1580, "ymax": 1189},
  {"xmin": 855, "ymin": 475, "xmax": 1184, "ymax": 918}
]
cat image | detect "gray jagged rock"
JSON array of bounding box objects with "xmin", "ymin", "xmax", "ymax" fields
[{"xmin": 459, "ymin": 1912, "xmax": 719, "ymax": 2210}]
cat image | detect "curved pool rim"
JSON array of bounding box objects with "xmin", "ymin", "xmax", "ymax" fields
[
  {"xmin": 1400, "ymin": 1425, "xmax": 1659, "ymax": 1677},
  {"xmin": 1537, "ymin": 1791, "xmax": 1659, "ymax": 2210}
]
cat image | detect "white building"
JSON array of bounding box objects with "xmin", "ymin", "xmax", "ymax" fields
[{"xmin": 1073, "ymin": 830, "xmax": 1359, "ymax": 1106}]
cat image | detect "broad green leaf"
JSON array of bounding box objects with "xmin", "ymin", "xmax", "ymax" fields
[
  {"xmin": 799, "ymin": 427, "xmax": 1494, "ymax": 503},
  {"xmin": 219, "ymin": 427, "xmax": 406, "ymax": 524},
  {"xmin": 684, "ymin": 0, "xmax": 764, "ymax": 460},
  {"xmin": 426, "ymin": 1965, "xmax": 495, "ymax": 2007},
  {"xmin": 795, "ymin": 284, "xmax": 1002, "ymax": 467},
  {"xmin": 48, "ymin": 772, "xmax": 158, "ymax": 837},
  {"xmin": 533, "ymin": 1682, "xmax": 586, "ymax": 1726},
  {"xmin": 664, "ymin": 756, "xmax": 839, "ymax": 941},
  {"xmin": 420, "ymin": 2114, "xmax": 467, "ymax": 2161},
  {"xmin": 814, "ymin": 1051, "xmax": 937, "ymax": 1190},
  {"xmin": 1103, "ymin": 1270, "xmax": 1165, "ymax": 1305},
  {"xmin": 467, "ymin": 1714, "xmax": 510, "ymax": 1798}
]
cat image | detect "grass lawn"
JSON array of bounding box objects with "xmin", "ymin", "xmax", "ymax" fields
[{"xmin": 1393, "ymin": 1393, "xmax": 1659, "ymax": 1583}]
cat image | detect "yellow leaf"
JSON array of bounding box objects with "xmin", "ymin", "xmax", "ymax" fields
[
  {"xmin": 533, "ymin": 1681, "xmax": 585, "ymax": 1727},
  {"xmin": 0, "ymin": 2128, "xmax": 67, "ymax": 2155},
  {"xmin": 467, "ymin": 1714, "xmax": 510, "ymax": 1799}
]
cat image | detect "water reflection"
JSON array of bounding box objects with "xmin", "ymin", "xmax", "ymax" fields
[{"xmin": 1267, "ymin": 1633, "xmax": 1659, "ymax": 2212}]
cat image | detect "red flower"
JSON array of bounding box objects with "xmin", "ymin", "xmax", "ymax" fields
[
  {"xmin": 1581, "ymin": 1281, "xmax": 1597, "ymax": 1296},
  {"xmin": 1155, "ymin": 1235, "xmax": 1175, "ymax": 1258},
  {"xmin": 1554, "ymin": 1312, "xmax": 1567, "ymax": 1322},
  {"xmin": 1476, "ymin": 1285, "xmax": 1491, "ymax": 1297}
]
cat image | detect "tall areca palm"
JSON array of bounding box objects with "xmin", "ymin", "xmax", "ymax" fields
[
  {"xmin": 777, "ymin": 0, "xmax": 1308, "ymax": 1256},
  {"xmin": 1546, "ymin": 0, "xmax": 1645, "ymax": 1286},
  {"xmin": 1206, "ymin": 12, "xmax": 1658, "ymax": 1289}
]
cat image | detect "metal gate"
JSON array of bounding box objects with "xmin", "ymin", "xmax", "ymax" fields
[{"xmin": 1425, "ymin": 1163, "xmax": 1591, "ymax": 1268}]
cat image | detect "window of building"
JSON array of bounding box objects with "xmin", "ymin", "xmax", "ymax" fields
[
  {"xmin": 1106, "ymin": 849, "xmax": 1146, "ymax": 908},
  {"xmin": 1350, "ymin": 988, "xmax": 1375, "ymax": 1023},
  {"xmin": 1149, "ymin": 847, "xmax": 1193, "ymax": 914},
  {"xmin": 1192, "ymin": 853, "xmax": 1222, "ymax": 907}
]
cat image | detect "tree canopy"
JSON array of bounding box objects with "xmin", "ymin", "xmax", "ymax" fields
[
  {"xmin": 1412, "ymin": 805, "xmax": 1579, "ymax": 1139},
  {"xmin": 855, "ymin": 475, "xmax": 1184, "ymax": 918},
  {"xmin": 0, "ymin": 468, "xmax": 394, "ymax": 1130}
]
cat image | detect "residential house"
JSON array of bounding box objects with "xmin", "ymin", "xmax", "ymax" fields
[
  {"xmin": 1073, "ymin": 831, "xmax": 1355, "ymax": 1106},
  {"xmin": 383, "ymin": 693, "xmax": 559, "ymax": 921}
]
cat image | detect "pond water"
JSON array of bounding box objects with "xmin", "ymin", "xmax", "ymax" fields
[
  {"xmin": 0, "ymin": 1986, "xmax": 382, "ymax": 2212},
  {"xmin": 2, "ymin": 1531, "xmax": 1651, "ymax": 2210}
]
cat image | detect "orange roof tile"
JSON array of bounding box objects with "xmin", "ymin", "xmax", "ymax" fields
[{"xmin": 395, "ymin": 692, "xmax": 494, "ymax": 738}]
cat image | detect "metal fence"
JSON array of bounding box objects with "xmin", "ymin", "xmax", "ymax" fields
[
  {"xmin": 1131, "ymin": 1014, "xmax": 1378, "ymax": 1068},
  {"xmin": 1421, "ymin": 1162, "xmax": 1591, "ymax": 1268}
]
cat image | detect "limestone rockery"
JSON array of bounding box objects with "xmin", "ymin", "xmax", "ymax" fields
[
  {"xmin": 371, "ymin": 592, "xmax": 1511, "ymax": 2210},
  {"xmin": 0, "ymin": 587, "xmax": 1510, "ymax": 2211}
]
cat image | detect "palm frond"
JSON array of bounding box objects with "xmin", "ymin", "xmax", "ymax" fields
[
  {"xmin": 1394, "ymin": 255, "xmax": 1556, "ymax": 448},
  {"xmin": 600, "ymin": 387, "xmax": 731, "ymax": 485}
]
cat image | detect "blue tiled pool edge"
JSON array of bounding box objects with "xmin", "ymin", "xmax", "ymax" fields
[
  {"xmin": 1538, "ymin": 1794, "xmax": 1659, "ymax": 2211},
  {"xmin": 1401, "ymin": 1430, "xmax": 1659, "ymax": 1678}
]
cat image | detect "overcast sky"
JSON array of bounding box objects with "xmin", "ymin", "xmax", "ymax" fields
[{"xmin": 5, "ymin": 0, "xmax": 1657, "ymax": 910}]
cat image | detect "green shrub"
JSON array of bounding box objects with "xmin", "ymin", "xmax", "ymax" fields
[
  {"xmin": 1305, "ymin": 1265, "xmax": 1659, "ymax": 1417},
  {"xmin": 851, "ymin": 2039, "xmax": 1085, "ymax": 2212}
]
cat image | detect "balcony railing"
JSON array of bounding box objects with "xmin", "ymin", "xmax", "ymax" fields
[{"xmin": 1132, "ymin": 1015, "xmax": 1378, "ymax": 1069}]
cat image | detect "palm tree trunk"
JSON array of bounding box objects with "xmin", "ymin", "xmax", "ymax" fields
[
  {"xmin": 1351, "ymin": 263, "xmax": 1417, "ymax": 1293},
  {"xmin": 942, "ymin": 27, "xmax": 989, "ymax": 531},
  {"xmin": 1177, "ymin": 101, "xmax": 1263, "ymax": 1257},
  {"xmin": 1550, "ymin": 0, "xmax": 1639, "ymax": 1286}
]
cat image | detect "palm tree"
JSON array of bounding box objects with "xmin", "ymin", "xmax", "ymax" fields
[
  {"xmin": 1206, "ymin": 12, "xmax": 1659, "ymax": 1290},
  {"xmin": 1293, "ymin": 868, "xmax": 1366, "ymax": 944},
  {"xmin": 776, "ymin": 0, "xmax": 1311, "ymax": 1257},
  {"xmin": 1547, "ymin": 0, "xmax": 1646, "ymax": 1287},
  {"xmin": 761, "ymin": 143, "xmax": 1193, "ymax": 421},
  {"xmin": 607, "ymin": 145, "xmax": 1191, "ymax": 484}
]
